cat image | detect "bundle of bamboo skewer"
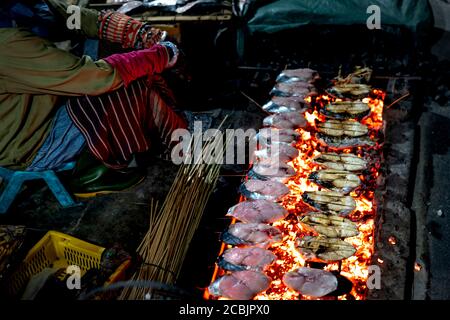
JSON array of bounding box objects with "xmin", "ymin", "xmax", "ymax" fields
[{"xmin": 119, "ymin": 119, "xmax": 230, "ymax": 300}]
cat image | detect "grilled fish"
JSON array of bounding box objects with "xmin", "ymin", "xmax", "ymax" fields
[
  {"xmin": 257, "ymin": 128, "xmax": 300, "ymax": 145},
  {"xmin": 208, "ymin": 270, "xmax": 271, "ymax": 300},
  {"xmin": 316, "ymin": 133, "xmax": 375, "ymax": 149},
  {"xmin": 271, "ymin": 82, "xmax": 317, "ymax": 97},
  {"xmin": 240, "ymin": 179, "xmax": 290, "ymax": 201},
  {"xmin": 328, "ymin": 84, "xmax": 371, "ymax": 99},
  {"xmin": 317, "ymin": 119, "xmax": 368, "ymax": 137},
  {"xmin": 221, "ymin": 223, "xmax": 283, "ymax": 247},
  {"xmin": 262, "ymin": 96, "xmax": 308, "ymax": 114},
  {"xmin": 320, "ymin": 101, "xmax": 370, "ymax": 120},
  {"xmin": 249, "ymin": 162, "xmax": 296, "ymax": 183},
  {"xmin": 283, "ymin": 267, "xmax": 338, "ymax": 297},
  {"xmin": 263, "ymin": 112, "xmax": 307, "ymax": 129},
  {"xmin": 312, "ymin": 152, "xmax": 367, "ymax": 172},
  {"xmin": 227, "ymin": 200, "xmax": 288, "ymax": 224},
  {"xmin": 308, "ymin": 169, "xmax": 361, "ymax": 194},
  {"xmin": 276, "ymin": 68, "xmax": 320, "ymax": 84},
  {"xmin": 296, "ymin": 235, "xmax": 356, "ymax": 261},
  {"xmin": 218, "ymin": 247, "xmax": 277, "ymax": 272},
  {"xmin": 254, "ymin": 143, "xmax": 299, "ymax": 163},
  {"xmin": 302, "ymin": 191, "xmax": 356, "ymax": 216},
  {"xmin": 298, "ymin": 212, "xmax": 359, "ymax": 238}
]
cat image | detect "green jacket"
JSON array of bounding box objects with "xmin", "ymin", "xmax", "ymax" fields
[{"xmin": 0, "ymin": 0, "xmax": 123, "ymax": 169}]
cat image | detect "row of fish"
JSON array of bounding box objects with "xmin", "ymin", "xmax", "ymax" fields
[{"xmin": 209, "ymin": 69, "xmax": 342, "ymax": 300}]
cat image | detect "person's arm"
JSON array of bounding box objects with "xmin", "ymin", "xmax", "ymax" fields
[
  {"xmin": 45, "ymin": 0, "xmax": 164, "ymax": 49},
  {"xmin": 0, "ymin": 28, "xmax": 170, "ymax": 96}
]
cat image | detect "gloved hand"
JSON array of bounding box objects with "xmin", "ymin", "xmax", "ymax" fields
[
  {"xmin": 160, "ymin": 41, "xmax": 179, "ymax": 68},
  {"xmin": 137, "ymin": 24, "xmax": 168, "ymax": 49}
]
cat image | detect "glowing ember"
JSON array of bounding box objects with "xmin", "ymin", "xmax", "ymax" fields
[
  {"xmin": 388, "ymin": 236, "xmax": 397, "ymax": 245},
  {"xmin": 206, "ymin": 89, "xmax": 385, "ymax": 301},
  {"xmin": 414, "ymin": 262, "xmax": 422, "ymax": 272}
]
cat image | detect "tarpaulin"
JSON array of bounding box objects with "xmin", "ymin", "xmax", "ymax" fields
[{"xmin": 245, "ymin": 0, "xmax": 433, "ymax": 34}]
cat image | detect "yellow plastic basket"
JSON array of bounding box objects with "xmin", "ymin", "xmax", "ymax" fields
[{"xmin": 6, "ymin": 231, "xmax": 105, "ymax": 297}]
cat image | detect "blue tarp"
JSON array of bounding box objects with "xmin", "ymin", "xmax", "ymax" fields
[{"xmin": 246, "ymin": 0, "xmax": 433, "ymax": 34}]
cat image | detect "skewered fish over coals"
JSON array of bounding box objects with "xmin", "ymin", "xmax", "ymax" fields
[
  {"xmin": 320, "ymin": 101, "xmax": 370, "ymax": 120},
  {"xmin": 296, "ymin": 236, "xmax": 356, "ymax": 261},
  {"xmin": 316, "ymin": 119, "xmax": 374, "ymax": 148},
  {"xmin": 221, "ymin": 223, "xmax": 283, "ymax": 247},
  {"xmin": 328, "ymin": 84, "xmax": 371, "ymax": 99},
  {"xmin": 302, "ymin": 191, "xmax": 356, "ymax": 216},
  {"xmin": 312, "ymin": 152, "xmax": 367, "ymax": 172},
  {"xmin": 263, "ymin": 112, "xmax": 307, "ymax": 129},
  {"xmin": 276, "ymin": 68, "xmax": 320, "ymax": 84},
  {"xmin": 317, "ymin": 119, "xmax": 368, "ymax": 137},
  {"xmin": 218, "ymin": 247, "xmax": 277, "ymax": 271},
  {"xmin": 283, "ymin": 267, "xmax": 338, "ymax": 297},
  {"xmin": 308, "ymin": 169, "xmax": 361, "ymax": 194},
  {"xmin": 298, "ymin": 212, "xmax": 359, "ymax": 238},
  {"xmin": 271, "ymin": 82, "xmax": 317, "ymax": 97},
  {"xmin": 254, "ymin": 143, "xmax": 299, "ymax": 163},
  {"xmin": 257, "ymin": 128, "xmax": 300, "ymax": 146},
  {"xmin": 249, "ymin": 161, "xmax": 296, "ymax": 183},
  {"xmin": 208, "ymin": 270, "xmax": 271, "ymax": 300},
  {"xmin": 227, "ymin": 200, "xmax": 288, "ymax": 224},
  {"xmin": 262, "ymin": 96, "xmax": 308, "ymax": 114},
  {"xmin": 240, "ymin": 179, "xmax": 290, "ymax": 201}
]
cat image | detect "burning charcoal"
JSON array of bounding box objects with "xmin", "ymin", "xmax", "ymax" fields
[
  {"xmin": 296, "ymin": 236, "xmax": 356, "ymax": 261},
  {"xmin": 283, "ymin": 267, "xmax": 338, "ymax": 297},
  {"xmin": 221, "ymin": 223, "xmax": 282, "ymax": 247},
  {"xmin": 327, "ymin": 84, "xmax": 371, "ymax": 99},
  {"xmin": 276, "ymin": 68, "xmax": 320, "ymax": 84},
  {"xmin": 308, "ymin": 169, "xmax": 361, "ymax": 194},
  {"xmin": 240, "ymin": 179, "xmax": 290, "ymax": 201},
  {"xmin": 319, "ymin": 101, "xmax": 371, "ymax": 120},
  {"xmin": 263, "ymin": 112, "xmax": 307, "ymax": 129},
  {"xmin": 271, "ymin": 82, "xmax": 317, "ymax": 97},
  {"xmin": 227, "ymin": 200, "xmax": 288, "ymax": 224},
  {"xmin": 302, "ymin": 191, "xmax": 356, "ymax": 216},
  {"xmin": 298, "ymin": 212, "xmax": 359, "ymax": 238},
  {"xmin": 262, "ymin": 96, "xmax": 308, "ymax": 114},
  {"xmin": 312, "ymin": 152, "xmax": 367, "ymax": 172},
  {"xmin": 218, "ymin": 247, "xmax": 277, "ymax": 271},
  {"xmin": 254, "ymin": 143, "xmax": 299, "ymax": 163},
  {"xmin": 208, "ymin": 270, "xmax": 271, "ymax": 300}
]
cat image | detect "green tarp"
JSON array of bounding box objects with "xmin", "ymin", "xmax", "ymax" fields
[{"xmin": 246, "ymin": 0, "xmax": 433, "ymax": 34}]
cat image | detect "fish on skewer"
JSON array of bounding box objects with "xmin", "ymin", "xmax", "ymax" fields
[
  {"xmin": 308, "ymin": 169, "xmax": 361, "ymax": 194},
  {"xmin": 317, "ymin": 119, "xmax": 368, "ymax": 137},
  {"xmin": 218, "ymin": 247, "xmax": 277, "ymax": 271},
  {"xmin": 316, "ymin": 119, "xmax": 373, "ymax": 148},
  {"xmin": 319, "ymin": 101, "xmax": 370, "ymax": 120},
  {"xmin": 283, "ymin": 267, "xmax": 338, "ymax": 298},
  {"xmin": 240, "ymin": 179, "xmax": 290, "ymax": 201},
  {"xmin": 298, "ymin": 212, "xmax": 359, "ymax": 238},
  {"xmin": 208, "ymin": 270, "xmax": 271, "ymax": 300},
  {"xmin": 312, "ymin": 152, "xmax": 367, "ymax": 172},
  {"xmin": 271, "ymin": 82, "xmax": 317, "ymax": 97},
  {"xmin": 249, "ymin": 161, "xmax": 296, "ymax": 183},
  {"xmin": 257, "ymin": 128, "xmax": 300, "ymax": 145},
  {"xmin": 328, "ymin": 83, "xmax": 371, "ymax": 99},
  {"xmin": 254, "ymin": 143, "xmax": 300, "ymax": 163},
  {"xmin": 262, "ymin": 96, "xmax": 309, "ymax": 114},
  {"xmin": 296, "ymin": 235, "xmax": 356, "ymax": 261},
  {"xmin": 302, "ymin": 191, "xmax": 356, "ymax": 216},
  {"xmin": 226, "ymin": 200, "xmax": 288, "ymax": 224},
  {"xmin": 221, "ymin": 223, "xmax": 283, "ymax": 247},
  {"xmin": 276, "ymin": 68, "xmax": 320, "ymax": 84},
  {"xmin": 263, "ymin": 112, "xmax": 307, "ymax": 129}
]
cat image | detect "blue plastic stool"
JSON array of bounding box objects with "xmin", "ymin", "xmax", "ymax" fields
[{"xmin": 0, "ymin": 162, "xmax": 80, "ymax": 214}]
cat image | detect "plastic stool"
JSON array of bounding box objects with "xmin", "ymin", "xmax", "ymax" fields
[{"xmin": 0, "ymin": 162, "xmax": 80, "ymax": 214}]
